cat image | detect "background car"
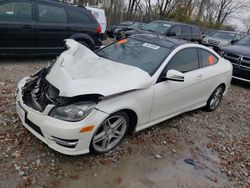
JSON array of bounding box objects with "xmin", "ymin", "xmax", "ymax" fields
[
  {"xmin": 201, "ymin": 29, "xmax": 217, "ymax": 38},
  {"xmin": 124, "ymin": 20, "xmax": 202, "ymax": 43},
  {"xmin": 86, "ymin": 6, "xmax": 107, "ymax": 40},
  {"xmin": 220, "ymin": 35, "xmax": 250, "ymax": 83},
  {"xmin": 16, "ymin": 35, "xmax": 232, "ymax": 155},
  {"xmin": 106, "ymin": 20, "xmax": 134, "ymax": 37},
  {"xmin": 0, "ymin": 0, "xmax": 102, "ymax": 55},
  {"xmin": 113, "ymin": 22, "xmax": 146, "ymax": 40},
  {"xmin": 201, "ymin": 30, "xmax": 246, "ymax": 52}
]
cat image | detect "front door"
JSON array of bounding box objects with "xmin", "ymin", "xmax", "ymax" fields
[{"xmin": 150, "ymin": 48, "xmax": 204, "ymax": 121}]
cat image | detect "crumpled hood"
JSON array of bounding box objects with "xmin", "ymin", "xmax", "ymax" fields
[
  {"xmin": 46, "ymin": 39, "xmax": 153, "ymax": 97},
  {"xmin": 221, "ymin": 44, "xmax": 250, "ymax": 57}
]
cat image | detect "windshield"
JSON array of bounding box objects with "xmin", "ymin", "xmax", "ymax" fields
[
  {"xmin": 96, "ymin": 38, "xmax": 171, "ymax": 75},
  {"xmin": 119, "ymin": 21, "xmax": 133, "ymax": 26},
  {"xmin": 143, "ymin": 22, "xmax": 171, "ymax": 34},
  {"xmin": 203, "ymin": 30, "xmax": 216, "ymax": 36},
  {"xmin": 237, "ymin": 35, "xmax": 250, "ymax": 46},
  {"xmin": 212, "ymin": 32, "xmax": 235, "ymax": 40},
  {"xmin": 128, "ymin": 22, "xmax": 142, "ymax": 29}
]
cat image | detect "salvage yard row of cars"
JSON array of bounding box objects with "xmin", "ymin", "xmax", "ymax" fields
[{"xmin": 0, "ymin": 0, "xmax": 247, "ymax": 155}]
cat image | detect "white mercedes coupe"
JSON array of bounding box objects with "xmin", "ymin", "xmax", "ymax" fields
[{"xmin": 16, "ymin": 35, "xmax": 232, "ymax": 155}]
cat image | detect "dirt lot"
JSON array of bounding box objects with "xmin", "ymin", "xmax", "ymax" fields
[{"xmin": 0, "ymin": 47, "xmax": 249, "ymax": 188}]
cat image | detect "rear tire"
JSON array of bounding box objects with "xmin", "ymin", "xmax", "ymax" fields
[{"xmin": 205, "ymin": 85, "xmax": 225, "ymax": 111}]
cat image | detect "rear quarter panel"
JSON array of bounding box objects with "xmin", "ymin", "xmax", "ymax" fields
[{"xmin": 202, "ymin": 57, "xmax": 232, "ymax": 99}]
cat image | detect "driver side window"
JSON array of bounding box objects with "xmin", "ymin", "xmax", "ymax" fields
[{"xmin": 163, "ymin": 48, "xmax": 199, "ymax": 74}]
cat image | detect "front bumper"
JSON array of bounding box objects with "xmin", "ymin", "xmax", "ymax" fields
[
  {"xmin": 231, "ymin": 64, "xmax": 250, "ymax": 83},
  {"xmin": 16, "ymin": 77, "xmax": 109, "ymax": 155}
]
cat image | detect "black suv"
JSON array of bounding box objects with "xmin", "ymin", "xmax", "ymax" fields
[
  {"xmin": 0, "ymin": 0, "xmax": 102, "ymax": 55},
  {"xmin": 124, "ymin": 20, "xmax": 202, "ymax": 43},
  {"xmin": 220, "ymin": 35, "xmax": 250, "ymax": 83}
]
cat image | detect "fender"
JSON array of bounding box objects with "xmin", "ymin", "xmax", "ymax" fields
[{"xmin": 69, "ymin": 33, "xmax": 95, "ymax": 49}]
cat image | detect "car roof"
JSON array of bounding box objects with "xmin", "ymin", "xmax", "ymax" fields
[
  {"xmin": 33, "ymin": 0, "xmax": 87, "ymax": 10},
  {"xmin": 129, "ymin": 34, "xmax": 188, "ymax": 48},
  {"xmin": 152, "ymin": 20, "xmax": 199, "ymax": 29}
]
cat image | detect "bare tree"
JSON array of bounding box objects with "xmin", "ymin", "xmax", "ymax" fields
[
  {"xmin": 241, "ymin": 15, "xmax": 250, "ymax": 33},
  {"xmin": 214, "ymin": 0, "xmax": 249, "ymax": 25}
]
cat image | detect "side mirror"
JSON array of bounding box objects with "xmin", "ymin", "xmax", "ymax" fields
[
  {"xmin": 231, "ymin": 39, "xmax": 238, "ymax": 44},
  {"xmin": 167, "ymin": 31, "xmax": 176, "ymax": 37},
  {"xmin": 163, "ymin": 70, "xmax": 184, "ymax": 82}
]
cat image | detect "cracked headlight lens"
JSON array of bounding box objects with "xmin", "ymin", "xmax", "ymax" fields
[{"xmin": 49, "ymin": 101, "xmax": 96, "ymax": 122}]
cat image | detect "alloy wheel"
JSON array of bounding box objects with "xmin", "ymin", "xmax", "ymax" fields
[
  {"xmin": 92, "ymin": 115, "xmax": 128, "ymax": 153},
  {"xmin": 209, "ymin": 87, "xmax": 224, "ymax": 110}
]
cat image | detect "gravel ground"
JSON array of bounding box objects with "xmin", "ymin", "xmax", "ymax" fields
[{"xmin": 0, "ymin": 41, "xmax": 249, "ymax": 188}]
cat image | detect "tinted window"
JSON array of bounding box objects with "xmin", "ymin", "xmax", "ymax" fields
[
  {"xmin": 182, "ymin": 26, "xmax": 191, "ymax": 36},
  {"xmin": 69, "ymin": 10, "xmax": 91, "ymax": 23},
  {"xmin": 96, "ymin": 38, "xmax": 171, "ymax": 75},
  {"xmin": 0, "ymin": 2, "xmax": 32, "ymax": 21},
  {"xmin": 169, "ymin": 26, "xmax": 181, "ymax": 36},
  {"xmin": 199, "ymin": 49, "xmax": 218, "ymax": 67},
  {"xmin": 238, "ymin": 35, "xmax": 250, "ymax": 46},
  {"xmin": 165, "ymin": 48, "xmax": 199, "ymax": 73},
  {"xmin": 192, "ymin": 28, "xmax": 200, "ymax": 35},
  {"xmin": 143, "ymin": 22, "xmax": 172, "ymax": 34},
  {"xmin": 38, "ymin": 4, "xmax": 67, "ymax": 23}
]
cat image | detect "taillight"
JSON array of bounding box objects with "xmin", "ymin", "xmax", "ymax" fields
[{"xmin": 97, "ymin": 25, "xmax": 101, "ymax": 34}]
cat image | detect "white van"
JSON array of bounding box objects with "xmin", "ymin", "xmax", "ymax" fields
[{"xmin": 86, "ymin": 6, "xmax": 107, "ymax": 40}]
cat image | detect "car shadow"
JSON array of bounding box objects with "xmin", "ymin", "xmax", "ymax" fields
[{"xmin": 231, "ymin": 79, "xmax": 250, "ymax": 89}]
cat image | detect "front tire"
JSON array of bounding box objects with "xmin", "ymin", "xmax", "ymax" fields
[
  {"xmin": 90, "ymin": 111, "xmax": 129, "ymax": 154},
  {"xmin": 205, "ymin": 85, "xmax": 224, "ymax": 111}
]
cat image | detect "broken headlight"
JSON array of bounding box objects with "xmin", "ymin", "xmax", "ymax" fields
[{"xmin": 49, "ymin": 102, "xmax": 96, "ymax": 122}]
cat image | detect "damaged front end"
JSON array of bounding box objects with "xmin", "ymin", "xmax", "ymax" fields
[
  {"xmin": 21, "ymin": 66, "xmax": 101, "ymax": 119},
  {"xmin": 22, "ymin": 66, "xmax": 59, "ymax": 112}
]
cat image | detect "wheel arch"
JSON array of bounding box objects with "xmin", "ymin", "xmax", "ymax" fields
[
  {"xmin": 121, "ymin": 109, "xmax": 138, "ymax": 133},
  {"xmin": 107, "ymin": 108, "xmax": 138, "ymax": 133}
]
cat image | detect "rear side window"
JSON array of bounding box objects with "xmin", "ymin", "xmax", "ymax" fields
[
  {"xmin": 0, "ymin": 2, "xmax": 32, "ymax": 21},
  {"xmin": 199, "ymin": 49, "xmax": 218, "ymax": 67},
  {"xmin": 192, "ymin": 28, "xmax": 200, "ymax": 35},
  {"xmin": 68, "ymin": 10, "xmax": 92, "ymax": 23},
  {"xmin": 182, "ymin": 26, "xmax": 191, "ymax": 36},
  {"xmin": 165, "ymin": 48, "xmax": 199, "ymax": 73},
  {"xmin": 38, "ymin": 4, "xmax": 67, "ymax": 23}
]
